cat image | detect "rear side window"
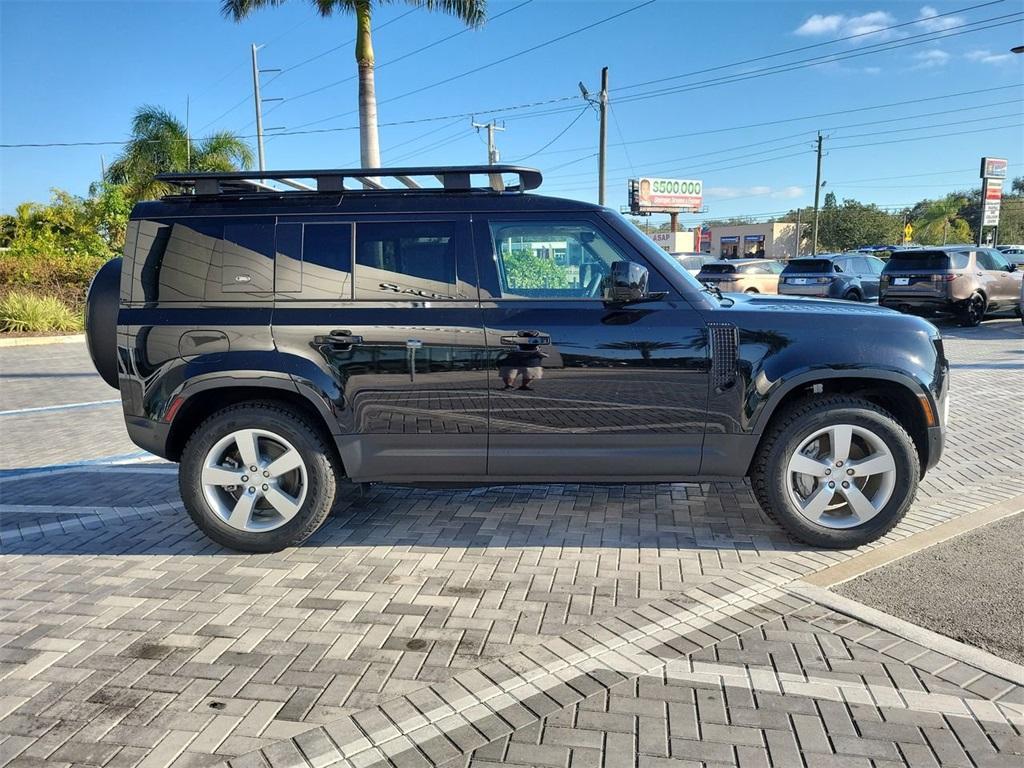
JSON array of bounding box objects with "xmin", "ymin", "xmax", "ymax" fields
[
  {"xmin": 275, "ymin": 222, "xmax": 353, "ymax": 299},
  {"xmin": 782, "ymin": 259, "xmax": 834, "ymax": 274},
  {"xmin": 355, "ymin": 221, "xmax": 461, "ymax": 300},
  {"xmin": 885, "ymin": 251, "xmax": 967, "ymax": 271}
]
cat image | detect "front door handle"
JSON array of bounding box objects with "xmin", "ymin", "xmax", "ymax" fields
[
  {"xmin": 500, "ymin": 330, "xmax": 551, "ymax": 346},
  {"xmin": 314, "ymin": 329, "xmax": 364, "ymax": 347}
]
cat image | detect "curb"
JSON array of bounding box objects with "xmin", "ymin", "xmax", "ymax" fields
[
  {"xmin": 802, "ymin": 494, "xmax": 1024, "ymax": 587},
  {"xmin": 786, "ymin": 581, "xmax": 1024, "ymax": 686},
  {"xmin": 0, "ymin": 333, "xmax": 85, "ymax": 348}
]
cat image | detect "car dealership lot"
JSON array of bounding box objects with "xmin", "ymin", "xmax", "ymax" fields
[{"xmin": 1, "ymin": 321, "xmax": 1022, "ymax": 768}]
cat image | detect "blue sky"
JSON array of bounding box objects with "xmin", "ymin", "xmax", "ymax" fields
[{"xmin": 1, "ymin": 0, "xmax": 1022, "ymax": 222}]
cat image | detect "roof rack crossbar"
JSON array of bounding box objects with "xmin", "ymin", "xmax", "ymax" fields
[{"xmin": 155, "ymin": 165, "xmax": 542, "ymax": 197}]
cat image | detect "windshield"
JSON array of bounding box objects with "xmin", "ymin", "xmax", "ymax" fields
[
  {"xmin": 782, "ymin": 259, "xmax": 835, "ymax": 274},
  {"xmin": 608, "ymin": 211, "xmax": 706, "ymax": 291}
]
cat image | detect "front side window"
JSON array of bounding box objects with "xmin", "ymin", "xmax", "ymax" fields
[
  {"xmin": 977, "ymin": 249, "xmax": 1009, "ymax": 271},
  {"xmin": 355, "ymin": 221, "xmax": 460, "ymax": 300},
  {"xmin": 488, "ymin": 221, "xmax": 628, "ymax": 299}
]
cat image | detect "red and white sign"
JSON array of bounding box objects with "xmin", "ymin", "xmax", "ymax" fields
[
  {"xmin": 633, "ymin": 178, "xmax": 703, "ymax": 213},
  {"xmin": 982, "ymin": 178, "xmax": 1003, "ymax": 226},
  {"xmin": 980, "ymin": 157, "xmax": 1008, "ymax": 179}
]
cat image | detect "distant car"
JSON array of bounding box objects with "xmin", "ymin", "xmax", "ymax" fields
[
  {"xmin": 671, "ymin": 252, "xmax": 714, "ymax": 275},
  {"xmin": 997, "ymin": 247, "xmax": 1024, "ymax": 267},
  {"xmin": 695, "ymin": 258, "xmax": 784, "ymax": 294},
  {"xmin": 880, "ymin": 246, "xmax": 1023, "ymax": 326},
  {"xmin": 778, "ymin": 253, "xmax": 886, "ymax": 301}
]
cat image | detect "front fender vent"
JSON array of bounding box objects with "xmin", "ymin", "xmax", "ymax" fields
[{"xmin": 708, "ymin": 322, "xmax": 739, "ymax": 392}]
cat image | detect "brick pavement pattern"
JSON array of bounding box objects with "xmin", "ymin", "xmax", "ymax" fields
[{"xmin": 0, "ymin": 323, "xmax": 1022, "ymax": 768}]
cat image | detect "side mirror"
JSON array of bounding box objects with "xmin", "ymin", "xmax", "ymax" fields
[
  {"xmin": 604, "ymin": 261, "xmax": 649, "ymax": 303},
  {"xmin": 1008, "ymin": 263, "xmax": 1017, "ymax": 273}
]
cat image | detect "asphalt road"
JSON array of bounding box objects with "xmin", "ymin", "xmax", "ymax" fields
[{"xmin": 837, "ymin": 512, "xmax": 1024, "ymax": 664}]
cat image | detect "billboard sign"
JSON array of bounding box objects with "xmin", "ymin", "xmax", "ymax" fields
[
  {"xmin": 980, "ymin": 157, "xmax": 1008, "ymax": 179},
  {"xmin": 629, "ymin": 177, "xmax": 703, "ymax": 213},
  {"xmin": 982, "ymin": 178, "xmax": 1003, "ymax": 226}
]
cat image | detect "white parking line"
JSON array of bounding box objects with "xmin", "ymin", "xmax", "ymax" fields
[{"xmin": 0, "ymin": 399, "xmax": 120, "ymax": 417}]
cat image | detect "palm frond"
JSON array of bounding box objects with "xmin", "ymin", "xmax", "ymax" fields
[
  {"xmin": 221, "ymin": 0, "xmax": 290, "ymax": 20},
  {"xmin": 407, "ymin": 0, "xmax": 486, "ymax": 26}
]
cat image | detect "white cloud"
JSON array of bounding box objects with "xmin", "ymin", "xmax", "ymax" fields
[
  {"xmin": 966, "ymin": 49, "xmax": 1015, "ymax": 64},
  {"xmin": 706, "ymin": 186, "xmax": 805, "ymax": 200},
  {"xmin": 911, "ymin": 49, "xmax": 950, "ymax": 68},
  {"xmin": 862, "ymin": 66, "xmax": 882, "ymax": 75},
  {"xmin": 917, "ymin": 6, "xmax": 963, "ymax": 32},
  {"xmin": 794, "ymin": 10, "xmax": 896, "ymax": 39}
]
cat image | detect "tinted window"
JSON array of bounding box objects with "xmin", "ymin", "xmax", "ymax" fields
[
  {"xmin": 274, "ymin": 222, "xmax": 353, "ymax": 298},
  {"xmin": 977, "ymin": 249, "xmax": 1009, "ymax": 271},
  {"xmin": 489, "ymin": 220, "xmax": 629, "ymax": 298},
  {"xmin": 221, "ymin": 220, "xmax": 274, "ymax": 294},
  {"xmin": 355, "ymin": 221, "xmax": 460, "ymax": 300},
  {"xmin": 698, "ymin": 263, "xmax": 737, "ymax": 275},
  {"xmin": 781, "ymin": 259, "xmax": 833, "ymax": 274},
  {"xmin": 885, "ymin": 251, "xmax": 967, "ymax": 271}
]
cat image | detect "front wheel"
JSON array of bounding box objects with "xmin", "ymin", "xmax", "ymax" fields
[
  {"xmin": 179, "ymin": 403, "xmax": 338, "ymax": 552},
  {"xmin": 750, "ymin": 395, "xmax": 919, "ymax": 548}
]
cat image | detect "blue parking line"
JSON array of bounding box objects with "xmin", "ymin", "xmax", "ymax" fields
[{"xmin": 0, "ymin": 399, "xmax": 120, "ymax": 417}]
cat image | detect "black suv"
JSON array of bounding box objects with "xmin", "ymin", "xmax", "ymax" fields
[
  {"xmin": 778, "ymin": 253, "xmax": 885, "ymax": 301},
  {"xmin": 85, "ymin": 166, "xmax": 948, "ymax": 553}
]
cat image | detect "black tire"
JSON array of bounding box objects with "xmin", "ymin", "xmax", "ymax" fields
[
  {"xmin": 750, "ymin": 395, "xmax": 919, "ymax": 548},
  {"xmin": 179, "ymin": 402, "xmax": 338, "ymax": 552},
  {"xmin": 744, "ymin": 287, "xmax": 759, "ymax": 294},
  {"xmin": 843, "ymin": 289, "xmax": 862, "ymax": 302},
  {"xmin": 958, "ymin": 293, "xmax": 986, "ymax": 327}
]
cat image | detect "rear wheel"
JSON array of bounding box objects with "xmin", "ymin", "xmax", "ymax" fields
[
  {"xmin": 843, "ymin": 289, "xmax": 862, "ymax": 302},
  {"xmin": 750, "ymin": 395, "xmax": 918, "ymax": 548},
  {"xmin": 958, "ymin": 293, "xmax": 986, "ymax": 327},
  {"xmin": 179, "ymin": 403, "xmax": 338, "ymax": 552}
]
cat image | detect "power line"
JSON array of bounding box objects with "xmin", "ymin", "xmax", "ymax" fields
[
  {"xmin": 276, "ymin": 1, "xmax": 534, "ymax": 109},
  {"xmin": 617, "ymin": 0, "xmax": 1005, "ymax": 92},
  {"xmin": 612, "ymin": 13, "xmax": 1024, "ymax": 106},
  {"xmin": 286, "ymin": 0, "xmax": 657, "ymax": 131},
  {"xmin": 508, "ymin": 107, "xmax": 590, "ymax": 162}
]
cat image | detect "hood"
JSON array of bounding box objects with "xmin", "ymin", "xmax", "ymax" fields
[{"xmin": 723, "ymin": 293, "xmax": 897, "ymax": 316}]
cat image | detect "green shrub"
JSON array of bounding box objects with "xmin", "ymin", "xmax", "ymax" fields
[{"xmin": 0, "ymin": 291, "xmax": 83, "ymax": 333}]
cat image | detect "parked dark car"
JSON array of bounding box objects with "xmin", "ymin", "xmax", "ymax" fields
[
  {"xmin": 879, "ymin": 246, "xmax": 1022, "ymax": 326},
  {"xmin": 778, "ymin": 254, "xmax": 886, "ymax": 301},
  {"xmin": 85, "ymin": 165, "xmax": 948, "ymax": 553},
  {"xmin": 695, "ymin": 258, "xmax": 784, "ymax": 293}
]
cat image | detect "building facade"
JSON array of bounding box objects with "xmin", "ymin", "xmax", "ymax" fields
[{"xmin": 710, "ymin": 222, "xmax": 801, "ymax": 260}]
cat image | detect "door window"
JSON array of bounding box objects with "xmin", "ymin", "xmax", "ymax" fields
[
  {"xmin": 976, "ymin": 248, "xmax": 1010, "ymax": 271},
  {"xmin": 488, "ymin": 220, "xmax": 629, "ymax": 299},
  {"xmin": 355, "ymin": 221, "xmax": 463, "ymax": 300}
]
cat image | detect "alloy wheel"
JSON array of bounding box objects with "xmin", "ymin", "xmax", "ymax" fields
[
  {"xmin": 201, "ymin": 428, "xmax": 308, "ymax": 532},
  {"xmin": 786, "ymin": 424, "xmax": 896, "ymax": 529}
]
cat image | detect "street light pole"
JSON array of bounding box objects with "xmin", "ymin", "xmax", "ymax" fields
[
  {"xmin": 598, "ymin": 67, "xmax": 608, "ymax": 207},
  {"xmin": 811, "ymin": 132, "xmax": 824, "ymax": 256},
  {"xmin": 472, "ymin": 120, "xmax": 505, "ymax": 164}
]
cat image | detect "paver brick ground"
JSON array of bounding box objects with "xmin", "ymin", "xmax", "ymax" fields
[{"xmin": 0, "ymin": 321, "xmax": 1022, "ymax": 768}]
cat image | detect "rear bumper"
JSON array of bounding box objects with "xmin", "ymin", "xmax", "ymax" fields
[
  {"xmin": 880, "ymin": 295, "xmax": 957, "ymax": 315},
  {"xmin": 125, "ymin": 415, "xmax": 173, "ymax": 461},
  {"xmin": 779, "ymin": 285, "xmax": 832, "ymax": 298}
]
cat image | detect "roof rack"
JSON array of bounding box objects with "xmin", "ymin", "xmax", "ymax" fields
[{"xmin": 155, "ymin": 165, "xmax": 542, "ymax": 197}]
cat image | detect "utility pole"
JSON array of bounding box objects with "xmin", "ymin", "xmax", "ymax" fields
[
  {"xmin": 185, "ymin": 95, "xmax": 191, "ymax": 171},
  {"xmin": 472, "ymin": 120, "xmax": 505, "ymax": 164},
  {"xmin": 811, "ymin": 132, "xmax": 824, "ymax": 256},
  {"xmin": 251, "ymin": 43, "xmax": 266, "ymax": 172},
  {"xmin": 598, "ymin": 67, "xmax": 609, "ymax": 207}
]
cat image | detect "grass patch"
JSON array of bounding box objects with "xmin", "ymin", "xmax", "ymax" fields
[{"xmin": 0, "ymin": 291, "xmax": 84, "ymax": 333}]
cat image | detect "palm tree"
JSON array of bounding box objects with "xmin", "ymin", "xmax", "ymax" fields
[
  {"xmin": 913, "ymin": 194, "xmax": 968, "ymax": 245},
  {"xmin": 222, "ymin": 0, "xmax": 487, "ymax": 169},
  {"xmin": 106, "ymin": 105, "xmax": 254, "ymax": 201}
]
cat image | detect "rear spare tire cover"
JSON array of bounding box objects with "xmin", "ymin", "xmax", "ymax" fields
[{"xmin": 85, "ymin": 257, "xmax": 122, "ymax": 389}]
